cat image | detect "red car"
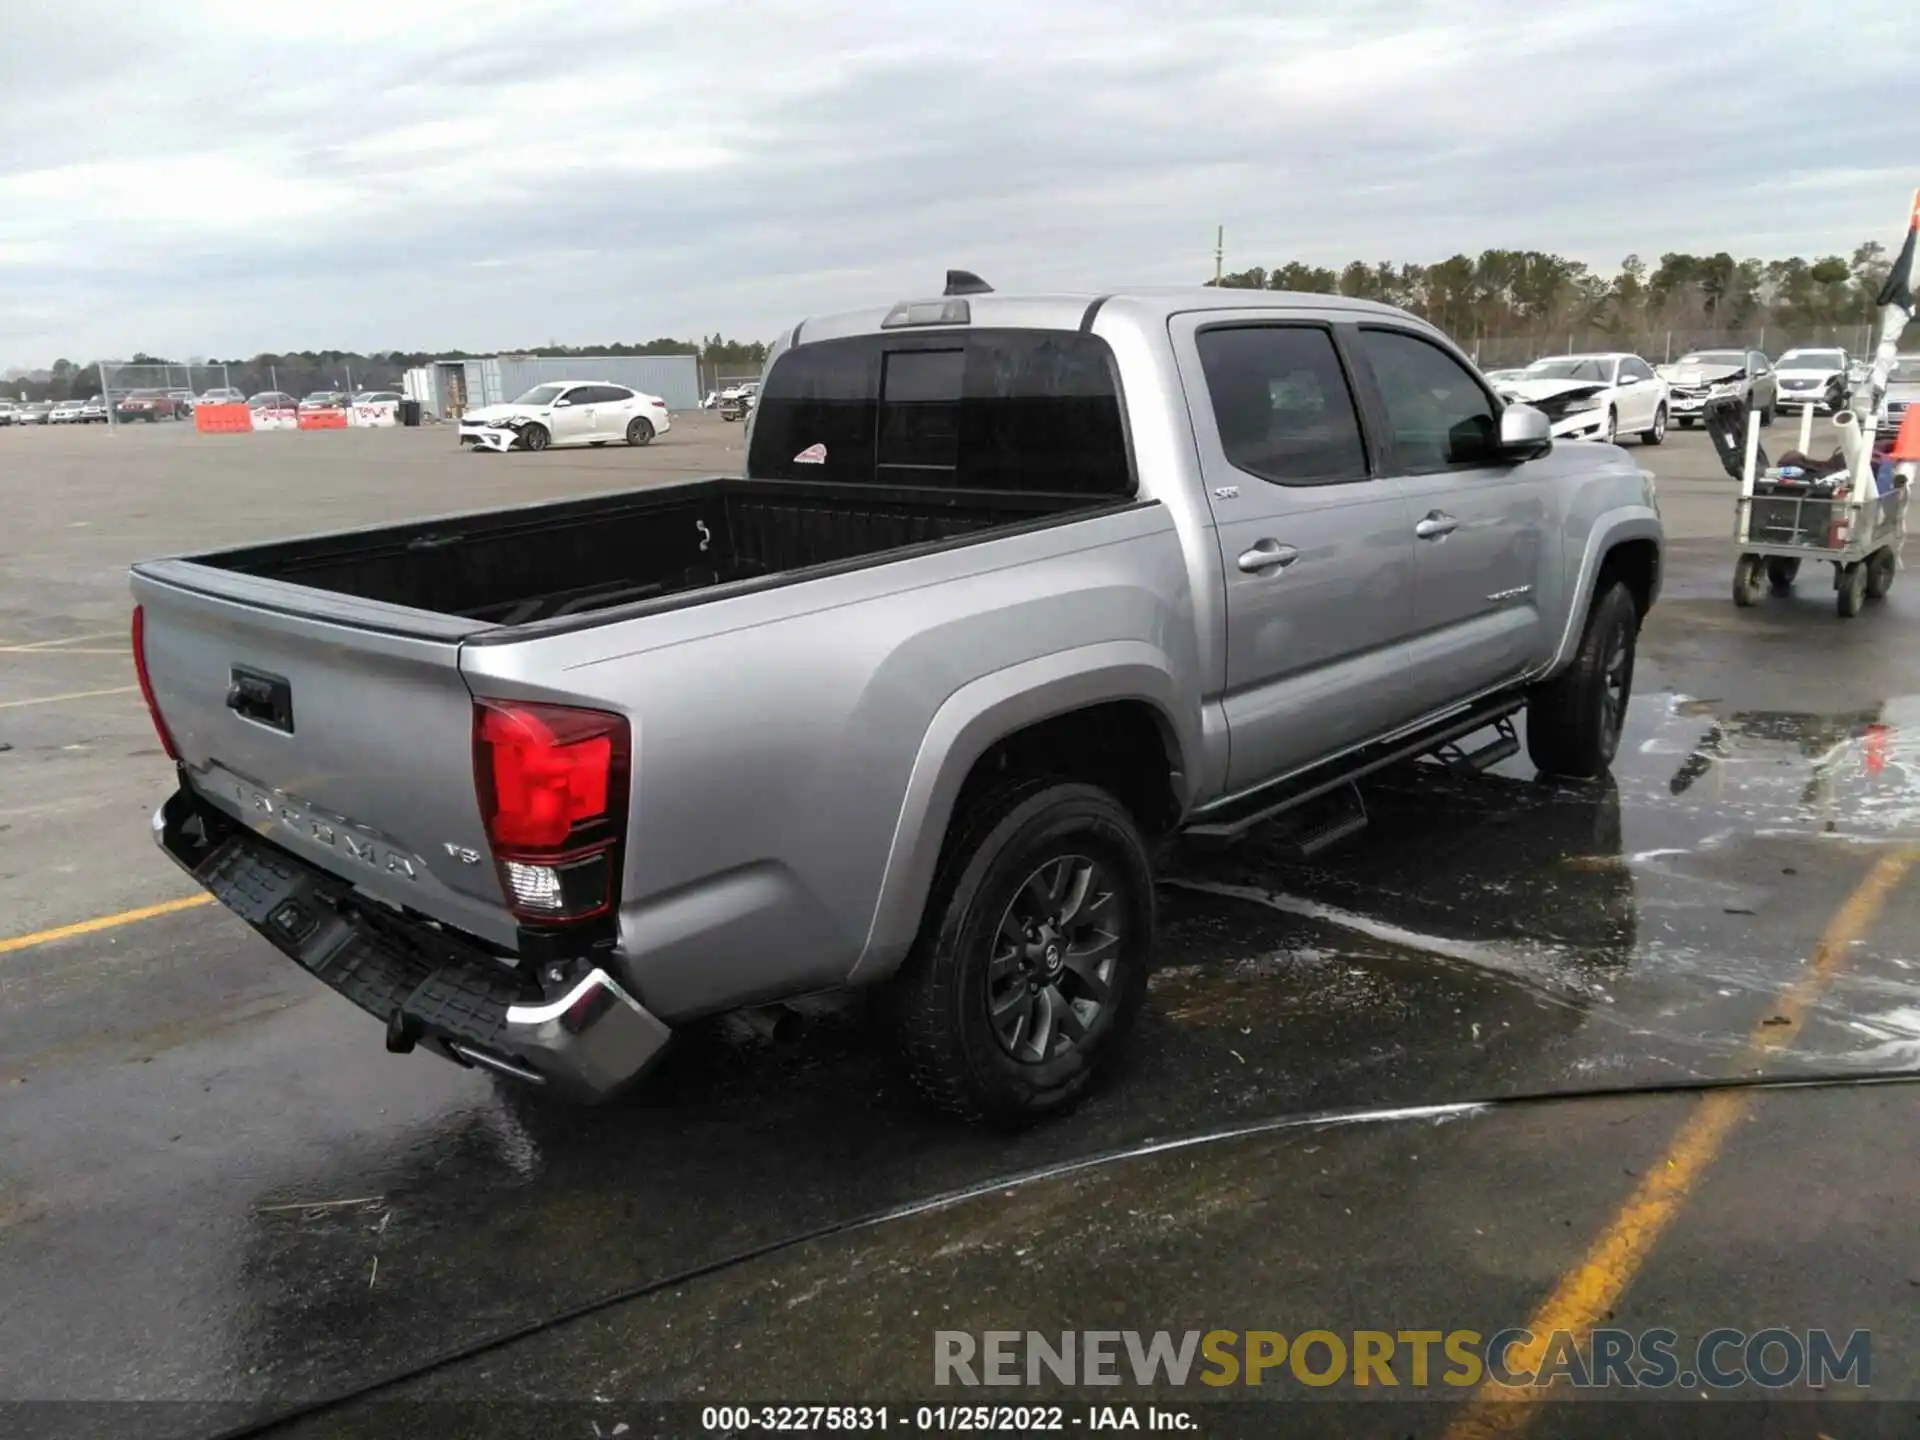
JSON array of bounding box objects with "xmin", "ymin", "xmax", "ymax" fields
[{"xmin": 114, "ymin": 389, "xmax": 186, "ymax": 422}]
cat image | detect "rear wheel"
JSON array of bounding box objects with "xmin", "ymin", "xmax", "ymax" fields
[
  {"xmin": 1640, "ymin": 404, "xmax": 1667, "ymax": 445},
  {"xmin": 890, "ymin": 780, "xmax": 1154, "ymax": 1127},
  {"xmin": 626, "ymin": 417, "xmax": 654, "ymax": 447},
  {"xmin": 1732, "ymin": 554, "xmax": 1765, "ymax": 607},
  {"xmin": 1766, "ymin": 557, "xmax": 1800, "ymax": 592},
  {"xmin": 1866, "ymin": 547, "xmax": 1897, "ymax": 600},
  {"xmin": 1836, "ymin": 561, "xmax": 1867, "ymax": 618},
  {"xmin": 520, "ymin": 423, "xmax": 550, "ymax": 453},
  {"xmin": 1527, "ymin": 581, "xmax": 1638, "ymax": 779}
]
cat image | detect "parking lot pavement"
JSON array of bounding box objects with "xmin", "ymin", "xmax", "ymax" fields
[{"xmin": 2, "ymin": 419, "xmax": 1917, "ymax": 1432}]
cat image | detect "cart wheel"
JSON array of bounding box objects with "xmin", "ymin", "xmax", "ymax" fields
[
  {"xmin": 1766, "ymin": 557, "xmax": 1799, "ymax": 592},
  {"xmin": 1836, "ymin": 561, "xmax": 1867, "ymax": 618},
  {"xmin": 1865, "ymin": 548, "xmax": 1896, "ymax": 600},
  {"xmin": 1732, "ymin": 554, "xmax": 1765, "ymax": 607}
]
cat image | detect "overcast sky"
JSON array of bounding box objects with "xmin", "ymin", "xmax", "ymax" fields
[{"xmin": 1, "ymin": 0, "xmax": 1912, "ymax": 366}]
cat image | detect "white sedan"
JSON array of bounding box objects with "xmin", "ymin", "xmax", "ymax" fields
[
  {"xmin": 1494, "ymin": 353, "xmax": 1670, "ymax": 445},
  {"xmin": 459, "ymin": 381, "xmax": 672, "ymax": 453}
]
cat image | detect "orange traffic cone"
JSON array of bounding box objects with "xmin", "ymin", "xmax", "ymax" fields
[{"xmin": 1893, "ymin": 404, "xmax": 1920, "ymax": 463}]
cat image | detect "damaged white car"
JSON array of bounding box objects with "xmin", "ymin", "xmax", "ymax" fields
[
  {"xmin": 1493, "ymin": 353, "xmax": 1669, "ymax": 446},
  {"xmin": 459, "ymin": 382, "xmax": 672, "ymax": 453}
]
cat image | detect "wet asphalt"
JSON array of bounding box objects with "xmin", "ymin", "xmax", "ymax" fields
[{"xmin": 2, "ymin": 416, "xmax": 1918, "ymax": 1436}]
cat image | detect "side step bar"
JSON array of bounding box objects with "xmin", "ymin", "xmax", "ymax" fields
[
  {"xmin": 1185, "ymin": 694, "xmax": 1526, "ymax": 840},
  {"xmin": 1286, "ymin": 783, "xmax": 1369, "ymax": 857},
  {"xmin": 1428, "ymin": 715, "xmax": 1520, "ymax": 775}
]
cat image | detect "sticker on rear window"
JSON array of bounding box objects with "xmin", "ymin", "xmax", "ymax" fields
[{"xmin": 794, "ymin": 443, "xmax": 827, "ymax": 464}]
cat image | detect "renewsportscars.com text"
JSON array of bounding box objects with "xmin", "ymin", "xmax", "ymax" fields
[{"xmin": 933, "ymin": 1328, "xmax": 1870, "ymax": 1390}]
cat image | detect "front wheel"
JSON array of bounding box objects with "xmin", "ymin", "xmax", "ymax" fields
[
  {"xmin": 625, "ymin": 417, "xmax": 654, "ymax": 447},
  {"xmin": 1526, "ymin": 581, "xmax": 1639, "ymax": 779},
  {"xmin": 1732, "ymin": 554, "xmax": 1765, "ymax": 607},
  {"xmin": 519, "ymin": 423, "xmax": 550, "ymax": 452},
  {"xmin": 1602, "ymin": 407, "xmax": 1617, "ymax": 445},
  {"xmin": 1759, "ymin": 403, "xmax": 1774, "ymax": 428},
  {"xmin": 1677, "ymin": 416, "xmax": 1696, "ymax": 429},
  {"xmin": 889, "ymin": 780, "xmax": 1154, "ymax": 1127},
  {"xmin": 1836, "ymin": 561, "xmax": 1867, "ymax": 618},
  {"xmin": 1640, "ymin": 404, "xmax": 1667, "ymax": 446}
]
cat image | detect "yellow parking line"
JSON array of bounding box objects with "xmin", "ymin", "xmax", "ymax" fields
[
  {"xmin": 0, "ymin": 894, "xmax": 214, "ymax": 957},
  {"xmin": 1444, "ymin": 845, "xmax": 1917, "ymax": 1438},
  {"xmin": 0, "ymin": 685, "xmax": 139, "ymax": 709}
]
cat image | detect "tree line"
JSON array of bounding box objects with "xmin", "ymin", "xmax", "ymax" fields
[
  {"xmin": 8, "ymin": 335, "xmax": 772, "ymax": 403},
  {"xmin": 1205, "ymin": 243, "xmax": 1893, "ymax": 359}
]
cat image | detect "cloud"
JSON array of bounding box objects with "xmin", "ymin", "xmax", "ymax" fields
[{"xmin": 0, "ymin": 0, "xmax": 1908, "ymax": 363}]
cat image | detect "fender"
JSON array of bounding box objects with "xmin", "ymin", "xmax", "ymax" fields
[
  {"xmin": 1541, "ymin": 505, "xmax": 1663, "ymax": 676},
  {"xmin": 847, "ymin": 640, "xmax": 1193, "ymax": 983}
]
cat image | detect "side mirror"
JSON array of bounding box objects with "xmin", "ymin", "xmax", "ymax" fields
[
  {"xmin": 1494, "ymin": 403, "xmax": 1552, "ymax": 461},
  {"xmin": 553, "ymin": 397, "xmax": 572, "ymax": 408}
]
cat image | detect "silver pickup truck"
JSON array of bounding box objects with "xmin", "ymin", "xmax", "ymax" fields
[{"xmin": 132, "ymin": 281, "xmax": 1661, "ymax": 1125}]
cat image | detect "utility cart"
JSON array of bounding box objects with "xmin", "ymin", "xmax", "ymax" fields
[
  {"xmin": 1709, "ymin": 395, "xmax": 1906, "ymax": 616},
  {"xmin": 1708, "ymin": 187, "xmax": 1918, "ymax": 617}
]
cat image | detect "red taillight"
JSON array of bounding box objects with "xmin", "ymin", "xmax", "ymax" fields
[
  {"xmin": 130, "ymin": 605, "xmax": 180, "ymax": 761},
  {"xmin": 472, "ymin": 699, "xmax": 629, "ymax": 923}
]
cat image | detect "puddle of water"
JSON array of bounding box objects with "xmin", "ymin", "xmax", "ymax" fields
[
  {"xmin": 1839, "ymin": 1005, "xmax": 1920, "ymax": 1067},
  {"xmin": 1617, "ymin": 693, "xmax": 1920, "ymax": 841}
]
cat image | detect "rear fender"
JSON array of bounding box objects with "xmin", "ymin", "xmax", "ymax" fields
[{"xmin": 848, "ymin": 641, "xmax": 1191, "ymax": 982}]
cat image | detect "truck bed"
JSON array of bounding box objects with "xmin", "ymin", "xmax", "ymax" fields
[{"xmin": 191, "ymin": 477, "xmax": 1100, "ymax": 629}]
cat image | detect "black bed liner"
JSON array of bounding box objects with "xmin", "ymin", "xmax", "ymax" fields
[{"xmin": 200, "ymin": 477, "xmax": 1105, "ymax": 627}]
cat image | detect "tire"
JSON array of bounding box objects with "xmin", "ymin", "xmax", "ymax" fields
[
  {"xmin": 1865, "ymin": 548, "xmax": 1896, "ymax": 601},
  {"xmin": 1526, "ymin": 580, "xmax": 1639, "ymax": 779},
  {"xmin": 1602, "ymin": 407, "xmax": 1617, "ymax": 445},
  {"xmin": 1836, "ymin": 561, "xmax": 1866, "ymax": 618},
  {"xmin": 1732, "ymin": 554, "xmax": 1765, "ymax": 607},
  {"xmin": 519, "ymin": 423, "xmax": 550, "ymax": 453},
  {"xmin": 1759, "ymin": 403, "xmax": 1774, "ymax": 428},
  {"xmin": 889, "ymin": 780, "xmax": 1154, "ymax": 1127},
  {"xmin": 1766, "ymin": 557, "xmax": 1800, "ymax": 593},
  {"xmin": 1640, "ymin": 404, "xmax": 1666, "ymax": 446},
  {"xmin": 625, "ymin": 417, "xmax": 654, "ymax": 447},
  {"xmin": 1677, "ymin": 416, "xmax": 1696, "ymax": 429}
]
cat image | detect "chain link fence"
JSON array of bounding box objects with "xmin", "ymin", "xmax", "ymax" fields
[
  {"xmin": 88, "ymin": 362, "xmax": 246, "ymax": 424},
  {"xmin": 1471, "ymin": 324, "xmax": 1879, "ymax": 370}
]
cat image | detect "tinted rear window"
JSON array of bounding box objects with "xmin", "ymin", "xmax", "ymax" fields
[{"xmin": 749, "ymin": 330, "xmax": 1132, "ymax": 495}]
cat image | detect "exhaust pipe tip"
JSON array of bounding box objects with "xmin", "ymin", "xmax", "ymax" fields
[{"xmin": 732, "ymin": 1004, "xmax": 803, "ymax": 1045}]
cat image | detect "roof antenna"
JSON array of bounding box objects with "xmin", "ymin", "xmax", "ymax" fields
[{"xmin": 944, "ymin": 269, "xmax": 993, "ymax": 297}]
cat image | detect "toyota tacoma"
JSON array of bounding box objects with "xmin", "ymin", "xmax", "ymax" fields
[{"xmin": 131, "ymin": 278, "xmax": 1662, "ymax": 1124}]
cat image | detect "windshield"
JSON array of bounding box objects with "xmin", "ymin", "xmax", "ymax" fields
[
  {"xmin": 1891, "ymin": 357, "xmax": 1920, "ymax": 382},
  {"xmin": 1781, "ymin": 350, "xmax": 1844, "ymax": 369},
  {"xmin": 1525, "ymin": 358, "xmax": 1610, "ymax": 382},
  {"xmin": 1678, "ymin": 351, "xmax": 1743, "ymax": 366},
  {"xmin": 511, "ymin": 384, "xmax": 567, "ymax": 405}
]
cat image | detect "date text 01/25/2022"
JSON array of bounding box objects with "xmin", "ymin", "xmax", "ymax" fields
[{"xmin": 701, "ymin": 1404, "xmax": 1196, "ymax": 1432}]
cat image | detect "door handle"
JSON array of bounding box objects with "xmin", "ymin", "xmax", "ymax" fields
[
  {"xmin": 1237, "ymin": 539, "xmax": 1299, "ymax": 574},
  {"xmin": 1414, "ymin": 511, "xmax": 1457, "ymax": 540}
]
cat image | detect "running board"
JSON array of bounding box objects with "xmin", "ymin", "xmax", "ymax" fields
[
  {"xmin": 1185, "ymin": 694, "xmax": 1526, "ymax": 840},
  {"xmin": 1426, "ymin": 715, "xmax": 1520, "ymax": 775},
  {"xmin": 1286, "ymin": 783, "xmax": 1369, "ymax": 857}
]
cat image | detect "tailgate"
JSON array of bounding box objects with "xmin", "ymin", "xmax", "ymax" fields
[{"xmin": 131, "ymin": 563, "xmax": 516, "ymax": 949}]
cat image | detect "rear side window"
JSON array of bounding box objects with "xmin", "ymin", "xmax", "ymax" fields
[
  {"xmin": 1195, "ymin": 325, "xmax": 1368, "ymax": 485},
  {"xmin": 1355, "ymin": 328, "xmax": 1498, "ymax": 471},
  {"xmin": 749, "ymin": 330, "xmax": 1131, "ymax": 495}
]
